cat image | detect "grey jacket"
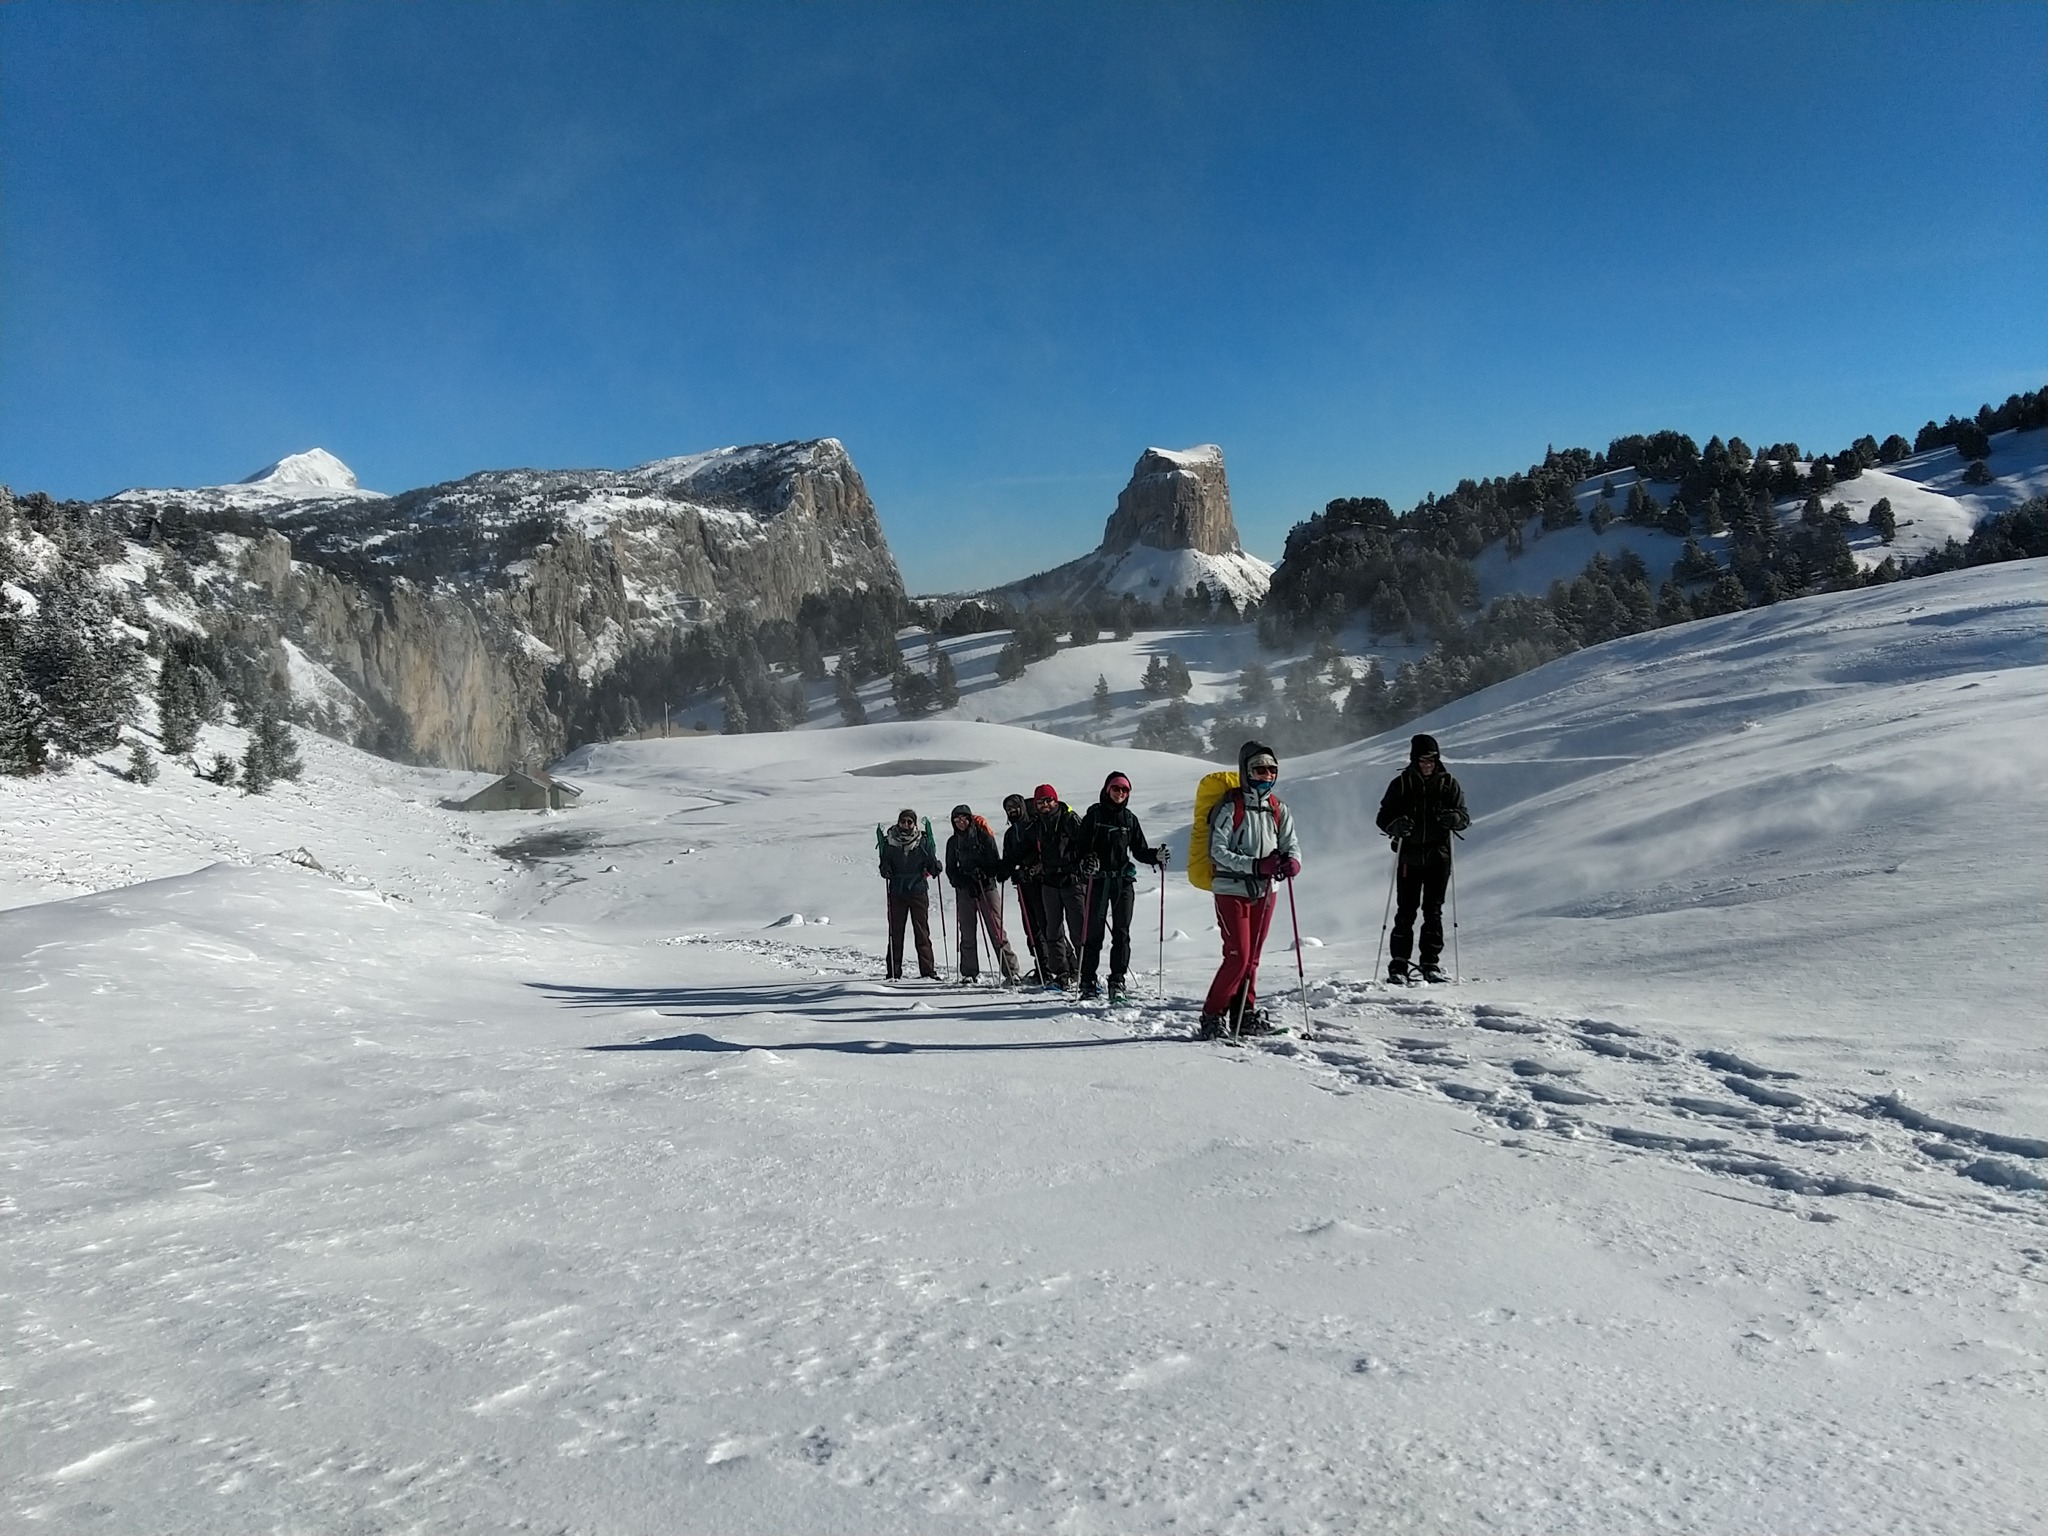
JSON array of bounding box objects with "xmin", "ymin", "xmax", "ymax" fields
[{"xmin": 1207, "ymin": 784, "xmax": 1301, "ymax": 900}]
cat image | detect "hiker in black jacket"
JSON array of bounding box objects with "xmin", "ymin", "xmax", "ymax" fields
[
  {"xmin": 1074, "ymin": 770, "xmax": 1164, "ymax": 1001},
  {"xmin": 878, "ymin": 807, "xmax": 943, "ymax": 980},
  {"xmin": 944, "ymin": 804, "xmax": 1022, "ymax": 984},
  {"xmin": 1374, "ymin": 733, "xmax": 1471, "ymax": 983},
  {"xmin": 1021, "ymin": 783, "xmax": 1085, "ymax": 987},
  {"xmin": 998, "ymin": 793, "xmax": 1046, "ymax": 983}
]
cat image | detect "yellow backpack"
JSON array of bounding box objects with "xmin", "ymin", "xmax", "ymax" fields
[{"xmin": 1186, "ymin": 770, "xmax": 1238, "ymax": 891}]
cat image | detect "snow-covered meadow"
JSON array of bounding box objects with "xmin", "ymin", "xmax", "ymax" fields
[{"xmin": 4, "ymin": 561, "xmax": 2044, "ymax": 1533}]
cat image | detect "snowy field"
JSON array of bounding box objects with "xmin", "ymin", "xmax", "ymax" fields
[{"xmin": 4, "ymin": 561, "xmax": 2045, "ymax": 1533}]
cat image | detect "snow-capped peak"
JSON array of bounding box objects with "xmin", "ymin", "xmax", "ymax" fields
[
  {"xmin": 240, "ymin": 449, "xmax": 360, "ymax": 491},
  {"xmin": 1145, "ymin": 444, "xmax": 1224, "ymax": 469}
]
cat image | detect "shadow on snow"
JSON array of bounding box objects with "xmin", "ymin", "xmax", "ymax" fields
[{"xmin": 526, "ymin": 980, "xmax": 1161, "ymax": 1056}]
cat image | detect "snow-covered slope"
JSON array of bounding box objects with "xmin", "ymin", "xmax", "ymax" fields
[
  {"xmin": 1473, "ymin": 429, "xmax": 2048, "ymax": 602},
  {"xmin": 3, "ymin": 561, "xmax": 2043, "ymax": 1534}
]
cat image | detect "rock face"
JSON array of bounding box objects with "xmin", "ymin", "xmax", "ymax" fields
[
  {"xmin": 106, "ymin": 440, "xmax": 904, "ymax": 769},
  {"xmin": 988, "ymin": 444, "xmax": 1271, "ymax": 612},
  {"xmin": 1100, "ymin": 445, "xmax": 1242, "ymax": 556}
]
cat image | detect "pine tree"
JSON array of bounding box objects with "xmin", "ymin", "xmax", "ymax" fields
[
  {"xmin": 1868, "ymin": 497, "xmax": 1897, "ymax": 544},
  {"xmin": 721, "ymin": 683, "xmax": 749, "ymax": 734},
  {"xmin": 241, "ymin": 724, "xmax": 274, "ymax": 794},
  {"xmin": 156, "ymin": 660, "xmax": 201, "ymax": 756},
  {"xmin": 1092, "ymin": 673, "xmax": 1111, "ymax": 721},
  {"xmin": 1341, "ymin": 657, "xmax": 1386, "ymax": 737},
  {"xmin": 255, "ymin": 706, "xmax": 302, "ymax": 782},
  {"xmin": 994, "ymin": 641, "xmax": 1026, "ymax": 682},
  {"xmin": 934, "ymin": 651, "xmax": 959, "ymax": 709},
  {"xmin": 891, "ymin": 666, "xmax": 936, "ymax": 719},
  {"xmin": 797, "ymin": 627, "xmax": 827, "ymax": 682},
  {"xmin": 200, "ymin": 752, "xmax": 238, "ymax": 786},
  {"xmin": 125, "ymin": 741, "xmax": 159, "ymax": 784},
  {"xmin": 0, "ymin": 614, "xmax": 48, "ymax": 777},
  {"xmin": 1131, "ymin": 700, "xmax": 1203, "ymax": 756},
  {"xmin": 834, "ymin": 661, "xmax": 867, "ymax": 726},
  {"xmin": 19, "ymin": 566, "xmax": 138, "ymax": 759}
]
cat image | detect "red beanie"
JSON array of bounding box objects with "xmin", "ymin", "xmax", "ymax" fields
[{"xmin": 1034, "ymin": 783, "xmax": 1058, "ymax": 801}]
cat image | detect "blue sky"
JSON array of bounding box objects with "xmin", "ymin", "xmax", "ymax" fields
[{"xmin": 4, "ymin": 2, "xmax": 2043, "ymax": 591}]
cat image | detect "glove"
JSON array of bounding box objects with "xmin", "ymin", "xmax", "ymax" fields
[
  {"xmin": 1255, "ymin": 853, "xmax": 1285, "ymax": 880},
  {"xmin": 1386, "ymin": 816, "xmax": 1414, "ymax": 841},
  {"xmin": 1437, "ymin": 809, "xmax": 1470, "ymax": 832},
  {"xmin": 1079, "ymin": 856, "xmax": 1101, "ymax": 878},
  {"xmin": 1281, "ymin": 856, "xmax": 1301, "ymax": 880},
  {"xmin": 1155, "ymin": 846, "xmax": 1170, "ymax": 867}
]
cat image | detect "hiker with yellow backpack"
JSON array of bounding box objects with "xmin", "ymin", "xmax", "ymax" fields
[{"xmin": 1187, "ymin": 740, "xmax": 1301, "ymax": 1039}]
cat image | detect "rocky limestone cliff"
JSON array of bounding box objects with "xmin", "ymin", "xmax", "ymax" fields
[
  {"xmin": 1100, "ymin": 445, "xmax": 1241, "ymax": 556},
  {"xmin": 107, "ymin": 440, "xmax": 904, "ymax": 769},
  {"xmin": 989, "ymin": 444, "xmax": 1272, "ymax": 612}
]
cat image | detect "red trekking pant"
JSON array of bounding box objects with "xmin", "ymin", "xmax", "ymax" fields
[{"xmin": 1203, "ymin": 891, "xmax": 1277, "ymax": 1018}]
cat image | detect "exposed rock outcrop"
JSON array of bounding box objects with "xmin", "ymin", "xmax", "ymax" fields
[
  {"xmin": 989, "ymin": 444, "xmax": 1272, "ymax": 612},
  {"xmin": 106, "ymin": 440, "xmax": 904, "ymax": 769},
  {"xmin": 1100, "ymin": 445, "xmax": 1242, "ymax": 556}
]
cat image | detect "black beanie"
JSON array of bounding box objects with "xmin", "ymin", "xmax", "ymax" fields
[{"xmin": 1410, "ymin": 733, "xmax": 1440, "ymax": 762}]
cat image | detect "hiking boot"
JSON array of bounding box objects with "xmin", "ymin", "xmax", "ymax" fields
[
  {"xmin": 1236, "ymin": 1009, "xmax": 1278, "ymax": 1036},
  {"xmin": 1108, "ymin": 981, "xmax": 1132, "ymax": 1004},
  {"xmin": 1195, "ymin": 1012, "xmax": 1225, "ymax": 1040},
  {"xmin": 1386, "ymin": 960, "xmax": 1411, "ymax": 984},
  {"xmin": 1419, "ymin": 963, "xmax": 1449, "ymax": 984},
  {"xmin": 1078, "ymin": 981, "xmax": 1102, "ymax": 1000}
]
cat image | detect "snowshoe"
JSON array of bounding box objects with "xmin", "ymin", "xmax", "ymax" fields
[
  {"xmin": 1418, "ymin": 964, "xmax": 1449, "ymax": 984},
  {"xmin": 1078, "ymin": 982, "xmax": 1103, "ymax": 1001},
  {"xmin": 1385, "ymin": 962, "xmax": 1413, "ymax": 985}
]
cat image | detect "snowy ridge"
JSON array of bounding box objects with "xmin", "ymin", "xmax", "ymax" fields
[{"xmin": 108, "ymin": 447, "xmax": 383, "ymax": 511}]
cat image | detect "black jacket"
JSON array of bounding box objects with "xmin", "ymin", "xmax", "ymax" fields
[
  {"xmin": 1020, "ymin": 803, "xmax": 1086, "ymax": 886},
  {"xmin": 1375, "ymin": 766, "xmax": 1470, "ymax": 851},
  {"xmin": 1000, "ymin": 817, "xmax": 1036, "ymax": 883},
  {"xmin": 945, "ymin": 822, "xmax": 1005, "ymax": 891},
  {"xmin": 1076, "ymin": 800, "xmax": 1160, "ymax": 883}
]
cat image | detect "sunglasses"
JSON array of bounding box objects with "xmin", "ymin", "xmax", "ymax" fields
[
  {"xmin": 1247, "ymin": 765, "xmax": 1278, "ymax": 779},
  {"xmin": 1107, "ymin": 783, "xmax": 1130, "ymax": 796}
]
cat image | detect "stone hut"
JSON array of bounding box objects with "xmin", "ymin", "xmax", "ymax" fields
[{"xmin": 455, "ymin": 768, "xmax": 582, "ymax": 812}]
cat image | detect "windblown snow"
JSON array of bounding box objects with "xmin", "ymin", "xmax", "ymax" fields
[{"xmin": 3, "ymin": 562, "xmax": 2044, "ymax": 1535}]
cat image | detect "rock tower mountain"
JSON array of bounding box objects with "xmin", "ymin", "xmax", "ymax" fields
[
  {"xmin": 1100, "ymin": 445, "xmax": 1241, "ymax": 556},
  {"xmin": 988, "ymin": 443, "xmax": 1271, "ymax": 611}
]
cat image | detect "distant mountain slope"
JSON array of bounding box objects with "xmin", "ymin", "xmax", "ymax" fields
[{"xmin": 88, "ymin": 440, "xmax": 905, "ymax": 768}]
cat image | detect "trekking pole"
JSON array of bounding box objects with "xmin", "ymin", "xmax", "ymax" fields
[
  {"xmin": 1285, "ymin": 874, "xmax": 1312, "ymax": 1040},
  {"xmin": 1156, "ymin": 849, "xmax": 1169, "ymax": 1000},
  {"xmin": 1372, "ymin": 836, "xmax": 1401, "ymax": 986},
  {"xmin": 1449, "ymin": 841, "xmax": 1461, "ymax": 985},
  {"xmin": 924, "ymin": 819, "xmax": 950, "ymax": 982},
  {"xmin": 1078, "ymin": 876, "xmax": 1095, "ymax": 994}
]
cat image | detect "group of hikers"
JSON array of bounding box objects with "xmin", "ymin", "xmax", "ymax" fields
[{"xmin": 878, "ymin": 733, "xmax": 1470, "ymax": 1038}]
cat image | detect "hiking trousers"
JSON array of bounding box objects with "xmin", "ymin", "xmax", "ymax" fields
[
  {"xmin": 886, "ymin": 891, "xmax": 938, "ymax": 979},
  {"xmin": 956, "ymin": 882, "xmax": 1021, "ymax": 981},
  {"xmin": 1036, "ymin": 880, "xmax": 1084, "ymax": 981},
  {"xmin": 1203, "ymin": 890, "xmax": 1277, "ymax": 1019},
  {"xmin": 1079, "ymin": 876, "xmax": 1136, "ymax": 990},
  {"xmin": 1390, "ymin": 846, "xmax": 1452, "ymax": 968}
]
